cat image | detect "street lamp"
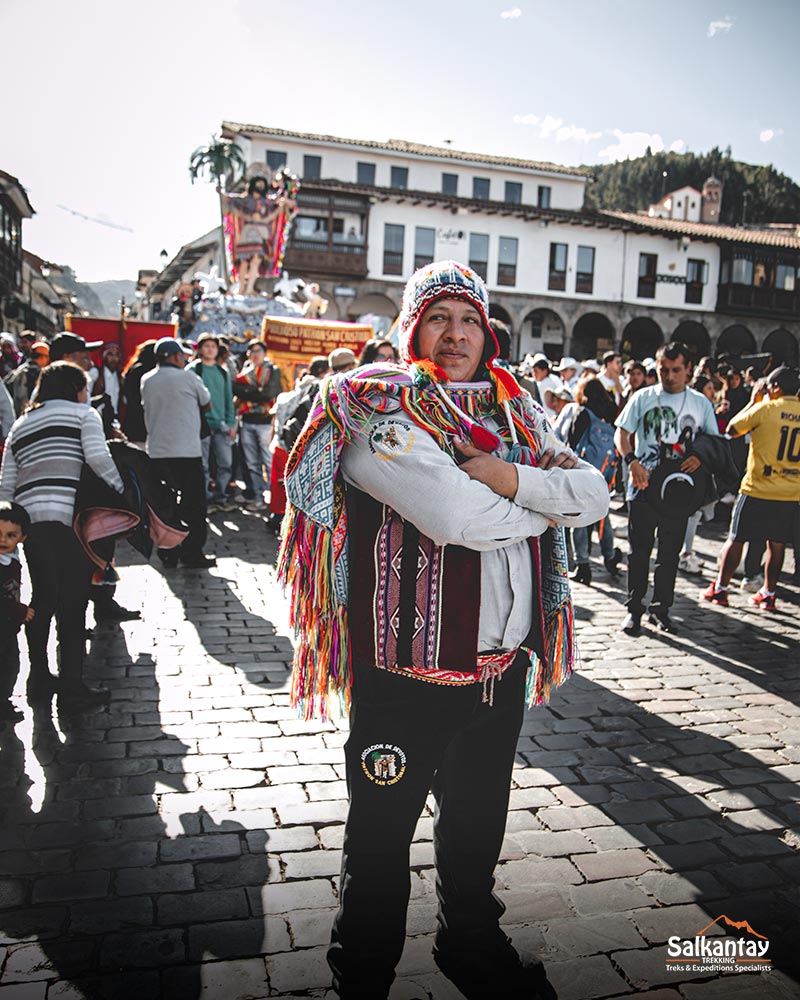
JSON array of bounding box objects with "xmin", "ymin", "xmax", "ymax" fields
[
  {"xmin": 661, "ymin": 170, "xmax": 668, "ymax": 200},
  {"xmin": 159, "ymin": 249, "xmax": 169, "ymax": 270}
]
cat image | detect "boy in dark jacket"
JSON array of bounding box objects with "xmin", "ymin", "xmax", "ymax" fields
[{"xmin": 0, "ymin": 501, "xmax": 34, "ymax": 721}]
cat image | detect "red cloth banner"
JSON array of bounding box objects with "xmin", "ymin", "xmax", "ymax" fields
[{"xmin": 65, "ymin": 315, "xmax": 177, "ymax": 366}]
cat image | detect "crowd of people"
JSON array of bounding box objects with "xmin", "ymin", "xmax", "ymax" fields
[
  {"xmin": 0, "ymin": 258, "xmax": 798, "ymax": 998},
  {"xmin": 499, "ymin": 340, "xmax": 800, "ymax": 634}
]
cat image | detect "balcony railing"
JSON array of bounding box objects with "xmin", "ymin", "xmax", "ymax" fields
[
  {"xmin": 284, "ymin": 243, "xmax": 368, "ymax": 279},
  {"xmin": 717, "ymin": 283, "xmax": 800, "ymax": 317}
]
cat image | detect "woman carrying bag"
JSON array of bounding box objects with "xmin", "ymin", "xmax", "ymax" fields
[{"xmin": 0, "ymin": 362, "xmax": 124, "ymax": 711}]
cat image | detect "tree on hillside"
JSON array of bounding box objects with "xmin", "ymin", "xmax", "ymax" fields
[
  {"xmin": 188, "ymin": 135, "xmax": 247, "ymax": 289},
  {"xmin": 583, "ymin": 149, "xmax": 800, "ymax": 225}
]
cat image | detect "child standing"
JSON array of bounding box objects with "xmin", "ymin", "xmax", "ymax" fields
[{"xmin": 0, "ymin": 501, "xmax": 34, "ymax": 722}]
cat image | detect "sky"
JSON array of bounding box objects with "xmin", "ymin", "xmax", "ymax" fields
[{"xmin": 2, "ymin": 0, "xmax": 798, "ymax": 283}]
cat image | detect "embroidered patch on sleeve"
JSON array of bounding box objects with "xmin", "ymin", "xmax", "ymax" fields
[{"xmin": 369, "ymin": 419, "xmax": 414, "ymax": 461}]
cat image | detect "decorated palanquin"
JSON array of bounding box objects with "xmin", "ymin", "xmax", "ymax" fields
[{"xmin": 221, "ymin": 166, "xmax": 299, "ymax": 294}]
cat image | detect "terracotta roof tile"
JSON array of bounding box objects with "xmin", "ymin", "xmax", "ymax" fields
[
  {"xmin": 603, "ymin": 211, "xmax": 800, "ymax": 249},
  {"xmin": 221, "ymin": 122, "xmax": 590, "ymax": 179}
]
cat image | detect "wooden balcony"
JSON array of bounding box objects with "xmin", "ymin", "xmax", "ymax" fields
[
  {"xmin": 284, "ymin": 240, "xmax": 368, "ymax": 280},
  {"xmin": 717, "ymin": 283, "xmax": 800, "ymax": 318}
]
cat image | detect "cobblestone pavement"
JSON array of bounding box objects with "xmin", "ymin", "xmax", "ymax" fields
[{"xmin": 1, "ymin": 505, "xmax": 799, "ymax": 999}]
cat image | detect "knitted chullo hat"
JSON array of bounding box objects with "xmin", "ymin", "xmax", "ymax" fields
[{"xmin": 398, "ymin": 260, "xmax": 497, "ymax": 366}]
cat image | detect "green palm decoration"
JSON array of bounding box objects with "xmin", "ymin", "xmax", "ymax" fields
[{"xmin": 188, "ymin": 135, "xmax": 247, "ymax": 290}]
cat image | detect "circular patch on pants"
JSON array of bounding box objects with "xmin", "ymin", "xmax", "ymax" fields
[{"xmin": 361, "ymin": 743, "xmax": 407, "ymax": 786}]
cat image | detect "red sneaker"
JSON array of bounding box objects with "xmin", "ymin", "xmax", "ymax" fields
[
  {"xmin": 749, "ymin": 590, "xmax": 776, "ymax": 611},
  {"xmin": 701, "ymin": 582, "xmax": 729, "ymax": 606}
]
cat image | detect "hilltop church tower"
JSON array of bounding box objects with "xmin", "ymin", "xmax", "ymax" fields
[{"xmin": 701, "ymin": 176, "xmax": 722, "ymax": 224}]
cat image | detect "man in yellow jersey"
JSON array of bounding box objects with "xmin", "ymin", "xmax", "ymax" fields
[{"xmin": 702, "ymin": 366, "xmax": 800, "ymax": 611}]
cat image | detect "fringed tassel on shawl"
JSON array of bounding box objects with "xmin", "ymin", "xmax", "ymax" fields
[
  {"xmin": 276, "ymin": 505, "xmax": 351, "ymax": 722},
  {"xmin": 521, "ymin": 599, "xmax": 576, "ymax": 707}
]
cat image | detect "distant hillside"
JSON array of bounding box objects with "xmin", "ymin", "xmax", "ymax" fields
[
  {"xmin": 84, "ymin": 279, "xmax": 136, "ymax": 317},
  {"xmin": 582, "ymin": 148, "xmax": 800, "ymax": 225}
]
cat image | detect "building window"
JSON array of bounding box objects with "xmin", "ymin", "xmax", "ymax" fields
[
  {"xmin": 537, "ymin": 185, "xmax": 551, "ymax": 209},
  {"xmin": 391, "ymin": 166, "xmax": 408, "ymax": 190},
  {"xmin": 303, "ymin": 155, "xmax": 322, "ymax": 180},
  {"xmin": 469, "ymin": 233, "xmax": 489, "ymax": 280},
  {"xmin": 497, "ymin": 236, "xmax": 518, "ymax": 286},
  {"xmin": 731, "ymin": 255, "xmax": 754, "ymax": 285},
  {"xmin": 548, "ymin": 243, "xmax": 568, "ymax": 291},
  {"xmin": 776, "ymin": 261, "xmax": 797, "ymax": 292},
  {"xmin": 505, "ymin": 181, "xmax": 522, "ymax": 204},
  {"xmin": 414, "ymin": 227, "xmax": 435, "ymax": 270},
  {"xmin": 575, "ymin": 245, "xmax": 595, "ymax": 294},
  {"xmin": 357, "ymin": 162, "xmax": 376, "ymax": 186},
  {"xmin": 383, "ymin": 224, "xmax": 404, "ymax": 275},
  {"xmin": 685, "ymin": 258, "xmax": 708, "ymax": 304},
  {"xmin": 473, "ymin": 177, "xmax": 490, "ymax": 200},
  {"xmin": 442, "ymin": 173, "xmax": 458, "ymax": 196},
  {"xmin": 266, "ymin": 149, "xmax": 287, "ymax": 171},
  {"xmin": 637, "ymin": 253, "xmax": 657, "ymax": 298}
]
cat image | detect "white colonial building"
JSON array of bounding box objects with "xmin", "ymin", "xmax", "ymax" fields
[{"xmin": 153, "ymin": 123, "xmax": 800, "ymax": 366}]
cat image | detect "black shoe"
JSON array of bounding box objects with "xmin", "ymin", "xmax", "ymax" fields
[
  {"xmin": 160, "ymin": 554, "xmax": 179, "ymax": 569},
  {"xmin": 0, "ymin": 701, "xmax": 24, "ymax": 723},
  {"xmin": 57, "ymin": 683, "xmax": 111, "ymax": 711},
  {"xmin": 434, "ymin": 934, "xmax": 557, "ymax": 1000},
  {"xmin": 94, "ymin": 600, "xmax": 141, "ymax": 622},
  {"xmin": 27, "ymin": 673, "xmax": 58, "ymax": 702},
  {"xmin": 648, "ymin": 608, "xmax": 674, "ymax": 632},
  {"xmin": 180, "ymin": 554, "xmax": 217, "ymax": 569},
  {"xmin": 604, "ymin": 547, "xmax": 622, "ymax": 579},
  {"xmin": 620, "ymin": 612, "xmax": 641, "ymax": 636},
  {"xmin": 569, "ymin": 563, "xmax": 592, "ymax": 585}
]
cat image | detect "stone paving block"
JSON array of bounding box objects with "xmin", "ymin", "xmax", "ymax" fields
[
  {"xmin": 265, "ymin": 944, "xmax": 331, "ymax": 993},
  {"xmin": 635, "ymin": 870, "xmax": 728, "ymax": 905},
  {"xmin": 287, "ymin": 907, "xmax": 338, "ymax": 948},
  {"xmin": 275, "ymin": 800, "xmax": 349, "ymax": 827},
  {"xmin": 0, "ymin": 983, "xmax": 48, "ymax": 998},
  {"xmin": 610, "ymin": 949, "xmax": 691, "ymax": 990},
  {"xmin": 70, "ymin": 896, "xmax": 154, "ymax": 933},
  {"xmin": 545, "ymin": 954, "xmax": 631, "ymax": 1000},
  {"xmin": 543, "ymin": 912, "xmax": 646, "ymax": 959},
  {"xmin": 98, "ymin": 928, "xmax": 186, "ymax": 969},
  {"xmin": 551, "ymin": 784, "xmax": 614, "ymax": 806},
  {"xmin": 680, "ymin": 972, "xmax": 800, "ymax": 998},
  {"xmin": 512, "ymin": 830, "xmax": 597, "ymax": 857},
  {"xmin": 631, "ymin": 903, "xmax": 725, "ymax": 945},
  {"xmin": 603, "ymin": 799, "xmax": 676, "ymax": 825},
  {"xmin": 0, "ymin": 878, "xmax": 27, "ymax": 909},
  {"xmin": 161, "ymin": 958, "xmax": 269, "ymax": 1000},
  {"xmin": 31, "ymin": 869, "xmax": 109, "ymax": 904},
  {"xmin": 306, "ymin": 780, "xmax": 349, "ymax": 802},
  {"xmin": 725, "ymin": 833, "xmax": 794, "ymax": 859},
  {"xmin": 116, "ymin": 863, "xmax": 195, "ymax": 895},
  {"xmin": 573, "ymin": 849, "xmax": 661, "ymax": 882},
  {"xmin": 232, "ymin": 785, "xmax": 307, "ymax": 810},
  {"xmin": 282, "ymin": 850, "xmax": 342, "ymax": 879},
  {"xmin": 497, "ymin": 856, "xmax": 583, "ymax": 888},
  {"xmin": 569, "ymin": 878, "xmax": 651, "ymax": 916},
  {"xmin": 73, "ymin": 841, "xmax": 158, "ymax": 871},
  {"xmin": 157, "ymin": 887, "xmax": 249, "ymax": 925},
  {"xmin": 46, "ymin": 970, "xmax": 161, "ymax": 999},
  {"xmin": 648, "ymin": 841, "xmax": 728, "ymax": 870},
  {"xmin": 187, "ymin": 916, "xmax": 290, "ymax": 960},
  {"xmin": 197, "ymin": 769, "xmax": 266, "ymax": 790},
  {"xmin": 655, "ymin": 818, "xmax": 728, "ymax": 844},
  {"xmin": 537, "ymin": 805, "xmax": 615, "ymax": 830},
  {"xmin": 253, "ymin": 879, "xmax": 338, "ymax": 914},
  {"xmin": 583, "ymin": 824, "xmax": 663, "ymax": 851},
  {"xmin": 719, "ymin": 808, "xmax": 784, "ymax": 832},
  {"xmin": 2, "ymin": 940, "xmax": 94, "ymax": 983},
  {"xmin": 159, "ymin": 833, "xmax": 242, "ymax": 862},
  {"xmin": 246, "ymin": 826, "xmax": 318, "ymax": 854},
  {"xmin": 495, "ymin": 886, "xmax": 573, "ymax": 922}
]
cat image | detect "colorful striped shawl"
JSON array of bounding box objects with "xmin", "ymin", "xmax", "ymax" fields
[{"xmin": 277, "ymin": 363, "xmax": 575, "ymax": 720}]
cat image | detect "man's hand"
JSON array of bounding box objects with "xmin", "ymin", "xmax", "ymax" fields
[
  {"xmin": 538, "ymin": 448, "xmax": 579, "ymax": 470},
  {"xmin": 681, "ymin": 455, "xmax": 701, "ymax": 473},
  {"xmin": 454, "ymin": 439, "xmax": 518, "ymax": 499},
  {"xmin": 23, "ymin": 606, "xmax": 35, "ymax": 622},
  {"xmin": 629, "ymin": 459, "xmax": 650, "ymax": 490},
  {"xmin": 229, "ymin": 426, "xmax": 237, "ymax": 440}
]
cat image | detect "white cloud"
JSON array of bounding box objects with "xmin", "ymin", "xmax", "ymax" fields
[
  {"xmin": 707, "ymin": 16, "xmax": 734, "ymax": 37},
  {"xmin": 598, "ymin": 129, "xmax": 665, "ymax": 161},
  {"xmin": 513, "ymin": 113, "xmax": 601, "ymax": 144},
  {"xmin": 669, "ymin": 138, "xmax": 686, "ymax": 153},
  {"xmin": 500, "ymin": 7, "xmax": 522, "ymax": 18},
  {"xmin": 759, "ymin": 128, "xmax": 784, "ymax": 143}
]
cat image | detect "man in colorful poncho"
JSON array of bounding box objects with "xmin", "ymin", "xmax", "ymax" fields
[{"xmin": 278, "ymin": 261, "xmax": 609, "ymax": 999}]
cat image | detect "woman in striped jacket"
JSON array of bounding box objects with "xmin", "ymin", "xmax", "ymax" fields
[{"xmin": 0, "ymin": 362, "xmax": 124, "ymax": 710}]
